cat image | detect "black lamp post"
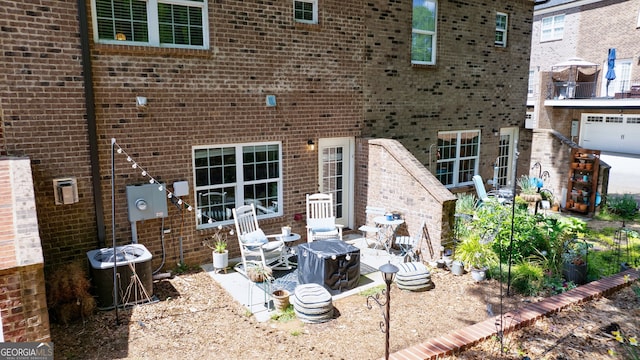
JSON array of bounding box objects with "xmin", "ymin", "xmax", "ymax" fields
[{"xmin": 367, "ymin": 261, "xmax": 399, "ymax": 360}]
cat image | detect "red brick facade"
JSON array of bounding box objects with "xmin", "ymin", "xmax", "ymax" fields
[{"xmin": 0, "ymin": 0, "xmax": 534, "ymax": 338}]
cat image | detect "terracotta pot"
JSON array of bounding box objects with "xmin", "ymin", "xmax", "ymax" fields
[
  {"xmin": 571, "ymin": 163, "xmax": 580, "ymax": 169},
  {"xmin": 271, "ymin": 289, "xmax": 290, "ymax": 311},
  {"xmin": 585, "ymin": 163, "xmax": 593, "ymax": 170},
  {"xmin": 579, "ymin": 203, "xmax": 588, "ymax": 211}
]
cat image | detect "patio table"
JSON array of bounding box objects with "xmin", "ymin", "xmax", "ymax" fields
[{"xmin": 373, "ymin": 216, "xmax": 404, "ymax": 253}]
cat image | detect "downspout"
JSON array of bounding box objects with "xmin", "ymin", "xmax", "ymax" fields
[{"xmin": 78, "ymin": 0, "xmax": 106, "ymax": 247}]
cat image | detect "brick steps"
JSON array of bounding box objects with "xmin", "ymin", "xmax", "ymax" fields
[{"xmin": 389, "ymin": 269, "xmax": 639, "ymax": 360}]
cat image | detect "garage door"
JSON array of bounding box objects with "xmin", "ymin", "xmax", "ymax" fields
[{"xmin": 580, "ymin": 113, "xmax": 640, "ymax": 155}]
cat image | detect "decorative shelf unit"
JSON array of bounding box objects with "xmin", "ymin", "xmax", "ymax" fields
[{"xmin": 565, "ymin": 148, "xmax": 600, "ymax": 214}]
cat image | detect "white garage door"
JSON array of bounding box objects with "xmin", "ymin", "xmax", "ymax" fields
[{"xmin": 580, "ymin": 113, "xmax": 640, "ymax": 155}]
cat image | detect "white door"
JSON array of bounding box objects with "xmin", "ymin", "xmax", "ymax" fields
[
  {"xmin": 580, "ymin": 114, "xmax": 640, "ymax": 155},
  {"xmin": 318, "ymin": 137, "xmax": 354, "ymax": 229},
  {"xmin": 494, "ymin": 127, "xmax": 519, "ymax": 188}
]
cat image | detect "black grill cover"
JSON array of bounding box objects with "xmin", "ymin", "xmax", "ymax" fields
[{"xmin": 297, "ymin": 240, "xmax": 360, "ymax": 294}]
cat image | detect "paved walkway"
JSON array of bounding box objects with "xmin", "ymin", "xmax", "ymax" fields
[{"xmin": 389, "ymin": 269, "xmax": 639, "ymax": 360}]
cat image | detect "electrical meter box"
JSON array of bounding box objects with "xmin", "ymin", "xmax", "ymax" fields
[{"xmin": 126, "ymin": 183, "xmax": 168, "ymax": 222}]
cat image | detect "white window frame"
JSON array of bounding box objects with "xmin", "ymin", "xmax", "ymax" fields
[
  {"xmin": 540, "ymin": 14, "xmax": 564, "ymax": 42},
  {"xmin": 91, "ymin": 0, "xmax": 209, "ymax": 49},
  {"xmin": 411, "ymin": 0, "xmax": 437, "ymax": 65},
  {"xmin": 293, "ymin": 0, "xmax": 318, "ymax": 24},
  {"xmin": 495, "ymin": 12, "xmax": 508, "ymax": 47},
  {"xmin": 436, "ymin": 130, "xmax": 481, "ymax": 188},
  {"xmin": 193, "ymin": 142, "xmax": 283, "ymax": 229}
]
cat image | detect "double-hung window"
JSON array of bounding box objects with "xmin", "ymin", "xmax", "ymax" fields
[
  {"xmin": 540, "ymin": 14, "xmax": 564, "ymax": 42},
  {"xmin": 193, "ymin": 142, "xmax": 282, "ymax": 228},
  {"xmin": 495, "ymin": 12, "xmax": 508, "ymax": 47},
  {"xmin": 436, "ymin": 130, "xmax": 480, "ymax": 188},
  {"xmin": 93, "ymin": 0, "xmax": 209, "ymax": 49},
  {"xmin": 294, "ymin": 0, "xmax": 318, "ymax": 24},
  {"xmin": 411, "ymin": 0, "xmax": 437, "ymax": 65}
]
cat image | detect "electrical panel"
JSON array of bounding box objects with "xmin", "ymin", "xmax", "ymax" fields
[{"xmin": 126, "ymin": 183, "xmax": 168, "ymax": 222}]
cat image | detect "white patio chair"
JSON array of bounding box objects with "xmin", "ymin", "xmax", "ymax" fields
[
  {"xmin": 232, "ymin": 204, "xmax": 288, "ymax": 274},
  {"xmin": 305, "ymin": 193, "xmax": 343, "ymax": 242},
  {"xmin": 472, "ymin": 175, "xmax": 507, "ymax": 206},
  {"xmin": 358, "ymin": 206, "xmax": 386, "ymax": 248}
]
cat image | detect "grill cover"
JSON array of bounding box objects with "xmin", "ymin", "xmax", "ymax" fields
[{"xmin": 297, "ymin": 240, "xmax": 360, "ymax": 294}]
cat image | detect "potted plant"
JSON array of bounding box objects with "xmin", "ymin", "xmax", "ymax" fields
[
  {"xmin": 454, "ymin": 234, "xmax": 499, "ymax": 282},
  {"xmin": 245, "ymin": 262, "xmax": 273, "ymax": 283},
  {"xmin": 516, "ymin": 175, "xmax": 542, "ymax": 203},
  {"xmin": 202, "ymin": 225, "xmax": 234, "ymax": 272},
  {"xmin": 562, "ymin": 239, "xmax": 590, "ymax": 285}
]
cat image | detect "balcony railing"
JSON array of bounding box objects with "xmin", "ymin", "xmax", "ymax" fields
[{"xmin": 548, "ymin": 81, "xmax": 597, "ymax": 100}]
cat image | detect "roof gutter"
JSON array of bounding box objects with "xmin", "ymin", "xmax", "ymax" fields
[{"xmin": 77, "ymin": 0, "xmax": 106, "ymax": 247}]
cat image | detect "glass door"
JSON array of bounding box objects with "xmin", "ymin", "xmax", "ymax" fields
[
  {"xmin": 495, "ymin": 127, "xmax": 519, "ymax": 189},
  {"xmin": 318, "ymin": 137, "xmax": 354, "ymax": 229}
]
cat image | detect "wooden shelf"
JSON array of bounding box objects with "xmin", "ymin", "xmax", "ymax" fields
[{"xmin": 564, "ymin": 148, "xmax": 600, "ymax": 214}]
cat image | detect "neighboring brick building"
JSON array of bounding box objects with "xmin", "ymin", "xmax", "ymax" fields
[
  {"xmin": 0, "ymin": 0, "xmax": 535, "ymax": 340},
  {"xmin": 527, "ymin": 0, "xmax": 640, "ymax": 213}
]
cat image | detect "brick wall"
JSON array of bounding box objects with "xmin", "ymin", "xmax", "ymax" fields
[
  {"xmin": 577, "ymin": 0, "xmax": 640, "ymax": 87},
  {"xmin": 0, "ymin": 264, "xmax": 50, "ymax": 342},
  {"xmin": 0, "ymin": 0, "xmax": 97, "ymax": 273},
  {"xmin": 0, "ymin": 0, "xmax": 535, "ymax": 278},
  {"xmin": 89, "ymin": 0, "xmax": 365, "ymax": 269},
  {"xmin": 0, "ymin": 158, "xmax": 49, "ymax": 342},
  {"xmin": 364, "ymin": 139, "xmax": 457, "ymax": 260},
  {"xmin": 363, "ymin": 0, "xmax": 533, "ymax": 184}
]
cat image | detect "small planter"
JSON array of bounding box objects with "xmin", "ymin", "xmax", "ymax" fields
[
  {"xmin": 212, "ymin": 250, "xmax": 229, "ymax": 273},
  {"xmin": 520, "ymin": 194, "xmax": 542, "ymax": 203},
  {"xmin": 271, "ymin": 289, "xmax": 290, "ymax": 311},
  {"xmin": 450, "ymin": 260, "xmax": 465, "ymax": 276},
  {"xmin": 562, "ymin": 261, "xmax": 587, "ymax": 285},
  {"xmin": 470, "ymin": 267, "xmax": 487, "ymax": 282}
]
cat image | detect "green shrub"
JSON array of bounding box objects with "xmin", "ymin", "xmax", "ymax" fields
[
  {"xmin": 455, "ymin": 192, "xmax": 477, "ymax": 215},
  {"xmin": 606, "ymin": 194, "xmax": 639, "ymax": 220},
  {"xmin": 510, "ymin": 261, "xmax": 544, "ymax": 296}
]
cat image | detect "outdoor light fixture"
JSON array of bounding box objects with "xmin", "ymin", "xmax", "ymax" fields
[
  {"xmin": 307, "ymin": 139, "xmax": 315, "ymax": 151},
  {"xmin": 492, "ymin": 128, "xmax": 499, "ymax": 136},
  {"xmin": 136, "ymin": 96, "xmax": 148, "ymax": 108},
  {"xmin": 367, "ymin": 261, "xmax": 399, "ymax": 360}
]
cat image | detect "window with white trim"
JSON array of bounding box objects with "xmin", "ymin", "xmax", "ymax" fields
[
  {"xmin": 93, "ymin": 0, "xmax": 209, "ymax": 49},
  {"xmin": 495, "ymin": 12, "xmax": 508, "ymax": 47},
  {"xmin": 294, "ymin": 0, "xmax": 318, "ymax": 24},
  {"xmin": 540, "ymin": 14, "xmax": 564, "ymax": 42},
  {"xmin": 436, "ymin": 130, "xmax": 480, "ymax": 187},
  {"xmin": 193, "ymin": 142, "xmax": 283, "ymax": 228},
  {"xmin": 412, "ymin": 0, "xmax": 437, "ymax": 65}
]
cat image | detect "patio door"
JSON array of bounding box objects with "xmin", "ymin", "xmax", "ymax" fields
[
  {"xmin": 318, "ymin": 137, "xmax": 354, "ymax": 229},
  {"xmin": 494, "ymin": 127, "xmax": 519, "ymax": 188}
]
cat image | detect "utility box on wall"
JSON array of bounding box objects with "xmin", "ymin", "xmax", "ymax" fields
[
  {"xmin": 53, "ymin": 177, "xmax": 78, "ymax": 205},
  {"xmin": 126, "ymin": 183, "xmax": 168, "ymax": 222}
]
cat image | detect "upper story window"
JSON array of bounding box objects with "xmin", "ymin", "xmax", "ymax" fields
[
  {"xmin": 93, "ymin": 0, "xmax": 209, "ymax": 49},
  {"xmin": 436, "ymin": 130, "xmax": 480, "ymax": 188},
  {"xmin": 540, "ymin": 14, "xmax": 564, "ymax": 42},
  {"xmin": 495, "ymin": 12, "xmax": 508, "ymax": 47},
  {"xmin": 294, "ymin": 0, "xmax": 318, "ymax": 24},
  {"xmin": 412, "ymin": 0, "xmax": 437, "ymax": 65},
  {"xmin": 193, "ymin": 142, "xmax": 283, "ymax": 229}
]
